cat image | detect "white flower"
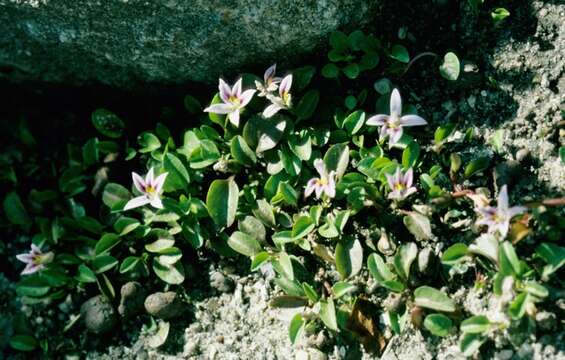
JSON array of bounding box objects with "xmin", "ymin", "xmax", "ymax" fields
[
  {"xmin": 263, "ymin": 74, "xmax": 292, "ymax": 118},
  {"xmin": 124, "ymin": 167, "xmax": 168, "ymax": 210},
  {"xmin": 204, "ymin": 78, "xmax": 256, "ymax": 127},
  {"xmin": 255, "ymin": 64, "xmax": 282, "ymax": 97},
  {"xmin": 386, "ymin": 167, "xmax": 417, "ymax": 201},
  {"xmin": 366, "ymin": 88, "xmax": 427, "ymax": 145},
  {"xmin": 304, "ymin": 159, "xmax": 336, "ymax": 199},
  {"xmin": 475, "ymin": 185, "xmax": 526, "ymax": 238},
  {"xmin": 16, "ymin": 244, "xmax": 54, "ymax": 275}
]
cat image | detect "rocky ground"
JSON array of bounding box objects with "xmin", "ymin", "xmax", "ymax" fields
[{"xmin": 1, "ymin": 0, "xmax": 564, "ymax": 359}]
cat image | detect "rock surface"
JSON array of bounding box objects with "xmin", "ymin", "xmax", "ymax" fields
[
  {"xmin": 81, "ymin": 295, "xmax": 117, "ymax": 334},
  {"xmin": 118, "ymin": 282, "xmax": 146, "ymax": 318},
  {"xmin": 0, "ymin": 0, "xmax": 380, "ymax": 87},
  {"xmin": 144, "ymin": 291, "xmax": 184, "ymax": 320}
]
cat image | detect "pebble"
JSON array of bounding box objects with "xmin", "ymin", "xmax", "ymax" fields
[
  {"xmin": 144, "ymin": 291, "xmax": 184, "ymax": 320},
  {"xmin": 80, "ymin": 295, "xmax": 117, "ymax": 334},
  {"xmin": 118, "ymin": 281, "xmax": 146, "ymax": 317},
  {"xmin": 516, "ymin": 148, "xmax": 530, "ymax": 162}
]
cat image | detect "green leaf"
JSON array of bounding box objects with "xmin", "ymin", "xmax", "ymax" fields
[
  {"xmin": 119, "ymin": 256, "xmax": 140, "ymax": 273},
  {"xmin": 508, "ymin": 292, "xmax": 529, "ymax": 319},
  {"xmin": 329, "ymin": 31, "xmax": 348, "ymax": 51},
  {"xmin": 441, "ymin": 243, "xmax": 469, "ymax": 265},
  {"xmin": 292, "ymin": 216, "xmax": 315, "ymax": 239},
  {"xmin": 238, "ymin": 216, "xmax": 266, "ymax": 243},
  {"xmin": 390, "ymin": 44, "xmax": 409, "ymax": 63},
  {"xmin": 82, "ymin": 137, "xmax": 99, "ymax": 167},
  {"xmin": 489, "ymin": 129, "xmax": 505, "ymax": 153},
  {"xmin": 91, "ymin": 255, "xmax": 119, "ymax": 274},
  {"xmin": 16, "ymin": 276, "xmax": 51, "ymax": 297},
  {"xmin": 414, "ymin": 286, "xmax": 456, "ymax": 312},
  {"xmin": 289, "ymin": 313, "xmax": 305, "ymax": 345},
  {"xmin": 228, "ymin": 231, "xmax": 262, "ymax": 257},
  {"xmin": 91, "ymin": 108, "xmax": 125, "ymax": 138},
  {"xmin": 393, "ymin": 242, "xmax": 418, "ymax": 280},
  {"xmin": 3, "ymin": 192, "xmax": 31, "ymax": 230},
  {"xmin": 402, "ymin": 141, "xmax": 420, "ymax": 168},
  {"xmin": 434, "ymin": 123, "xmax": 456, "ymax": 145},
  {"xmin": 9, "ymin": 335, "xmax": 38, "ymax": 352},
  {"xmin": 77, "ymin": 264, "xmax": 97, "ymax": 283},
  {"xmin": 147, "ymin": 320, "xmax": 170, "ymax": 349},
  {"xmin": 183, "ymin": 94, "xmax": 201, "ymax": 114},
  {"xmin": 137, "ymin": 132, "xmax": 161, "ymax": 153},
  {"xmin": 145, "ymin": 238, "xmax": 175, "ymax": 253},
  {"xmin": 319, "ymin": 298, "xmax": 338, "ymax": 331},
  {"xmin": 491, "ymin": 8, "xmax": 510, "ymax": 23},
  {"xmin": 288, "ymin": 134, "xmax": 312, "ymax": 161},
  {"xmin": 206, "ymin": 177, "xmax": 239, "ymax": 228},
  {"xmin": 250, "ymin": 252, "xmax": 271, "ymax": 271},
  {"xmin": 292, "ymin": 65, "xmax": 316, "ymax": 92},
  {"xmin": 343, "ymin": 110, "xmax": 365, "ymax": 135},
  {"xmin": 188, "ymin": 140, "xmax": 221, "ymax": 169},
  {"xmin": 163, "ymin": 153, "xmax": 190, "ymax": 191},
  {"xmin": 560, "ymin": 146, "xmax": 565, "ymax": 164},
  {"xmin": 460, "ymin": 333, "xmax": 486, "ymax": 357},
  {"xmin": 343, "ymin": 63, "xmax": 360, "ymax": 79},
  {"xmin": 231, "ymin": 135, "xmax": 257, "ymax": 166},
  {"xmin": 270, "ymin": 295, "xmax": 308, "ymax": 308},
  {"xmin": 253, "ymin": 199, "xmax": 276, "ymax": 228},
  {"xmin": 439, "ymin": 52, "xmax": 460, "ymax": 81},
  {"xmin": 302, "ymin": 282, "xmax": 319, "ymax": 303},
  {"xmin": 403, "ymin": 212, "xmax": 433, "ymax": 241},
  {"xmin": 335, "ymin": 238, "xmax": 363, "ymax": 279},
  {"xmin": 294, "ymin": 90, "xmax": 319, "ymax": 121},
  {"xmin": 114, "ymin": 216, "xmax": 140, "ymax": 236},
  {"xmin": 102, "ymin": 183, "xmax": 130, "ymax": 210},
  {"xmin": 272, "ymin": 182, "xmax": 298, "ymax": 207},
  {"xmin": 275, "ymin": 252, "xmax": 294, "ymax": 280},
  {"xmin": 321, "ymin": 63, "xmax": 339, "ymax": 78},
  {"xmin": 424, "ymin": 313, "xmax": 452, "ymax": 337},
  {"xmin": 460, "ymin": 315, "xmax": 491, "ymax": 334},
  {"xmin": 523, "ymin": 281, "xmax": 548, "ymax": 298},
  {"xmin": 499, "ymin": 241, "xmax": 520, "ymax": 277},
  {"xmin": 367, "ymin": 253, "xmax": 395, "ymax": 283},
  {"xmin": 152, "ymin": 257, "xmax": 185, "ymax": 285},
  {"xmin": 323, "ymin": 144, "xmax": 350, "ymax": 179},
  {"xmin": 95, "ymin": 233, "xmax": 121, "ymax": 255},
  {"xmin": 332, "ymin": 281, "xmax": 357, "ymax": 298},
  {"xmin": 536, "ymin": 243, "xmax": 565, "ymax": 278},
  {"xmin": 243, "ymin": 115, "xmax": 287, "ymax": 153},
  {"xmin": 464, "ymin": 157, "xmax": 490, "ymax": 178}
]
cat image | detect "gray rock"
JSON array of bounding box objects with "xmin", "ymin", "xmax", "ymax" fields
[
  {"xmin": 210, "ymin": 271, "xmax": 235, "ymax": 294},
  {"xmin": 0, "ymin": 0, "xmax": 380, "ymax": 87},
  {"xmin": 118, "ymin": 281, "xmax": 146, "ymax": 318},
  {"xmin": 80, "ymin": 295, "xmax": 117, "ymax": 334},
  {"xmin": 144, "ymin": 291, "xmax": 184, "ymax": 320}
]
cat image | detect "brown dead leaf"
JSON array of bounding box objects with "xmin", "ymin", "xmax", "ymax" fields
[{"xmin": 345, "ymin": 298, "xmax": 387, "ymax": 355}]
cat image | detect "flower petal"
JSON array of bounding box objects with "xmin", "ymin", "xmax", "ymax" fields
[
  {"xmin": 507, "ymin": 206, "xmax": 527, "ymax": 218},
  {"xmin": 124, "ymin": 196, "xmax": 151, "ymax": 211},
  {"xmin": 389, "ymin": 127, "xmax": 403, "ymax": 144},
  {"xmin": 497, "ymin": 221, "xmax": 510, "ymax": 238},
  {"xmin": 264, "ymin": 63, "xmax": 276, "ymax": 82},
  {"xmin": 313, "ymin": 159, "xmax": 326, "ymax": 178},
  {"xmin": 403, "ymin": 186, "xmax": 417, "ymax": 198},
  {"xmin": 379, "ymin": 125, "xmax": 388, "ymax": 141},
  {"xmin": 145, "ymin": 167, "xmax": 154, "ymax": 187},
  {"xmin": 304, "ymin": 178, "xmax": 317, "ymax": 198},
  {"xmin": 219, "ymin": 78, "xmax": 232, "ymax": 103},
  {"xmin": 279, "ymin": 74, "xmax": 292, "ymax": 96},
  {"xmin": 325, "ymin": 171, "xmax": 336, "ymax": 198},
  {"xmin": 153, "ymin": 172, "xmax": 168, "ymax": 193},
  {"xmin": 204, "ymin": 103, "xmax": 234, "ymax": 115},
  {"xmin": 403, "ymin": 168, "xmax": 414, "ymax": 188},
  {"xmin": 314, "ymin": 184, "xmax": 323, "ymax": 199},
  {"xmin": 239, "ymin": 89, "xmax": 256, "ymax": 107},
  {"xmin": 228, "ymin": 110, "xmax": 240, "ymax": 127},
  {"xmin": 390, "ymin": 88, "xmax": 402, "ymax": 116},
  {"xmin": 16, "ymin": 253, "xmax": 33, "ymax": 263},
  {"xmin": 366, "ymin": 114, "xmax": 388, "ymax": 126},
  {"xmin": 132, "ymin": 172, "xmax": 146, "ymax": 193},
  {"xmin": 30, "ymin": 243, "xmax": 42, "ymax": 254},
  {"xmin": 385, "ymin": 172, "xmax": 396, "ymax": 190},
  {"xmin": 22, "ymin": 263, "xmax": 43, "ymax": 275},
  {"xmin": 400, "ymin": 114, "xmax": 427, "ymax": 127},
  {"xmin": 497, "ymin": 185, "xmax": 509, "ymax": 211},
  {"xmin": 150, "ymin": 197, "xmax": 164, "ymax": 209},
  {"xmin": 233, "ymin": 78, "xmax": 243, "ymax": 97},
  {"xmin": 263, "ymin": 103, "xmax": 282, "ymax": 118}
]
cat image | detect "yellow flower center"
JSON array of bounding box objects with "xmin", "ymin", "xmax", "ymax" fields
[
  {"xmin": 146, "ymin": 185, "xmax": 155, "ymax": 194},
  {"xmin": 229, "ymin": 96, "xmax": 240, "ymax": 105},
  {"xmin": 395, "ymin": 183, "xmax": 405, "ymax": 191},
  {"xmin": 317, "ymin": 178, "xmax": 328, "ymax": 186}
]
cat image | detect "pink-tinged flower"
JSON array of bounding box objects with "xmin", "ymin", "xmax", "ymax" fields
[
  {"xmin": 16, "ymin": 244, "xmax": 54, "ymax": 275},
  {"xmin": 255, "ymin": 64, "xmax": 282, "ymax": 97},
  {"xmin": 204, "ymin": 78, "xmax": 256, "ymax": 127},
  {"xmin": 475, "ymin": 185, "xmax": 526, "ymax": 238},
  {"xmin": 366, "ymin": 88, "xmax": 427, "ymax": 145},
  {"xmin": 263, "ymin": 74, "xmax": 292, "ymax": 118},
  {"xmin": 124, "ymin": 167, "xmax": 168, "ymax": 210},
  {"xmin": 386, "ymin": 167, "xmax": 417, "ymax": 201},
  {"xmin": 304, "ymin": 159, "xmax": 336, "ymax": 199}
]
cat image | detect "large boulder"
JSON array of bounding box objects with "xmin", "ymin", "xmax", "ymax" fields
[{"xmin": 0, "ymin": 0, "xmax": 380, "ymax": 87}]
